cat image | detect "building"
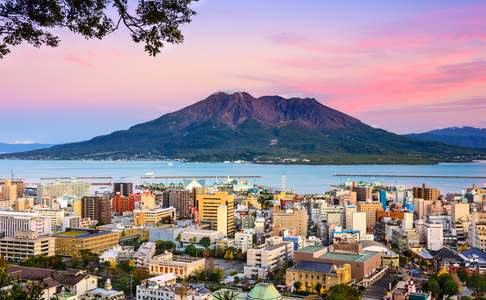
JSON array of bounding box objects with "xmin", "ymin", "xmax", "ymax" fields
[
  {"xmin": 63, "ymin": 215, "xmax": 81, "ymax": 230},
  {"xmin": 468, "ymin": 212, "xmax": 486, "ymax": 250},
  {"xmin": 357, "ymin": 201, "xmax": 384, "ymax": 233},
  {"xmin": 235, "ymin": 229, "xmax": 254, "ymax": 253},
  {"xmin": 285, "ymin": 261, "xmax": 352, "ymax": 292},
  {"xmin": 180, "ymin": 229, "xmax": 224, "ymax": 246},
  {"xmin": 344, "ymin": 205, "xmax": 357, "ymax": 230},
  {"xmin": 452, "ymin": 202, "xmax": 470, "ymax": 223},
  {"xmin": 392, "ymin": 228, "xmax": 420, "ymax": 250},
  {"xmin": 1, "ymin": 179, "xmax": 18, "ymax": 202},
  {"xmin": 112, "ymin": 193, "xmax": 136, "ymax": 215},
  {"xmin": 244, "ymin": 239, "xmax": 294, "ymax": 279},
  {"xmin": 133, "ymin": 207, "xmax": 176, "ymax": 226},
  {"xmin": 37, "ymin": 181, "xmax": 91, "ymax": 200},
  {"xmin": 14, "ymin": 197, "xmax": 34, "ymax": 211},
  {"xmin": 0, "ymin": 230, "xmax": 55, "ymax": 262},
  {"xmin": 197, "ymin": 192, "xmax": 235, "ymax": 237},
  {"xmin": 134, "ymin": 241, "xmax": 156, "ymax": 268},
  {"xmin": 425, "ymin": 222, "xmax": 443, "ymax": 251},
  {"xmin": 272, "ymin": 207, "xmax": 308, "ymax": 237},
  {"xmin": 353, "ymin": 186, "xmax": 372, "ymax": 202},
  {"xmin": 163, "ymin": 189, "xmax": 193, "ymax": 219},
  {"xmin": 137, "ymin": 274, "xmax": 211, "ymax": 300},
  {"xmin": 293, "ymin": 245, "xmax": 382, "ymax": 283},
  {"xmin": 54, "ymin": 229, "xmax": 119, "ymax": 257},
  {"xmin": 413, "ymin": 184, "xmax": 440, "ymax": 201},
  {"xmin": 140, "ymin": 191, "xmax": 157, "ymax": 209},
  {"xmin": 0, "ymin": 211, "xmax": 51, "ymax": 237},
  {"xmin": 351, "ymin": 212, "xmax": 366, "ymax": 237},
  {"xmin": 34, "ymin": 207, "xmax": 65, "ymax": 231},
  {"xmin": 81, "ymin": 196, "xmax": 112, "ymax": 225},
  {"xmin": 113, "ymin": 182, "xmax": 133, "ymax": 197},
  {"xmin": 148, "ymin": 252, "xmax": 205, "ymax": 279}
]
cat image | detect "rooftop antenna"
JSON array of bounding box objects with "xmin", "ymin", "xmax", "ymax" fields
[{"xmin": 10, "ymin": 170, "xmax": 14, "ymax": 181}]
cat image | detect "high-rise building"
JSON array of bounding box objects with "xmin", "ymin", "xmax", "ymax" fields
[
  {"xmin": 272, "ymin": 207, "xmax": 308, "ymax": 238},
  {"xmin": 81, "ymin": 196, "xmax": 111, "ymax": 225},
  {"xmin": 468, "ymin": 212, "xmax": 486, "ymax": 250},
  {"xmin": 0, "ymin": 211, "xmax": 51, "ymax": 237},
  {"xmin": 357, "ymin": 201, "xmax": 384, "ymax": 233},
  {"xmin": 402, "ymin": 212, "xmax": 414, "ymax": 230},
  {"xmin": 353, "ymin": 186, "xmax": 372, "ymax": 202},
  {"xmin": 452, "ymin": 202, "xmax": 470, "ymax": 223},
  {"xmin": 140, "ymin": 191, "xmax": 156, "ymax": 209},
  {"xmin": 113, "ymin": 182, "xmax": 133, "ymax": 197},
  {"xmin": 112, "ymin": 192, "xmax": 135, "ymax": 215},
  {"xmin": 0, "ymin": 179, "xmax": 24, "ymax": 198},
  {"xmin": 425, "ymin": 222, "xmax": 443, "ymax": 251},
  {"xmin": 37, "ymin": 181, "xmax": 91, "ymax": 200},
  {"xmin": 344, "ymin": 205, "xmax": 357, "ymax": 230},
  {"xmin": 413, "ymin": 184, "xmax": 440, "ymax": 201},
  {"xmin": 197, "ymin": 192, "xmax": 235, "ymax": 237},
  {"xmin": 1, "ymin": 179, "xmax": 17, "ymax": 202},
  {"xmin": 162, "ymin": 189, "xmax": 193, "ymax": 219}
]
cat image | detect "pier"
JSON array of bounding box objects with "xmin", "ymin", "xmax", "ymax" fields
[
  {"xmin": 140, "ymin": 175, "xmax": 262, "ymax": 179},
  {"xmin": 333, "ymin": 174, "xmax": 486, "ymax": 179}
]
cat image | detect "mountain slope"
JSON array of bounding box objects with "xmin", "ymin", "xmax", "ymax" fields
[
  {"xmin": 0, "ymin": 143, "xmax": 54, "ymax": 154},
  {"xmin": 2, "ymin": 92, "xmax": 484, "ymax": 164},
  {"xmin": 407, "ymin": 127, "xmax": 486, "ymax": 149}
]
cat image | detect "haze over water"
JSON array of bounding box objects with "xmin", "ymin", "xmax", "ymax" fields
[{"xmin": 0, "ymin": 160, "xmax": 484, "ymax": 194}]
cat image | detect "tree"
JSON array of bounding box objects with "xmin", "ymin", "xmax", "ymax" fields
[
  {"xmin": 0, "ymin": 0, "xmax": 197, "ymax": 59},
  {"xmin": 423, "ymin": 278, "xmax": 441, "ymax": 298},
  {"xmin": 0, "ymin": 260, "xmax": 43, "ymax": 300},
  {"xmin": 457, "ymin": 269, "xmax": 469, "ymax": 282},
  {"xmin": 199, "ymin": 237, "xmax": 211, "ymax": 249},
  {"xmin": 315, "ymin": 283, "xmax": 322, "ymax": 295},
  {"xmin": 322, "ymin": 284, "xmax": 361, "ymax": 300},
  {"xmin": 257, "ymin": 192, "xmax": 274, "ymax": 209},
  {"xmin": 467, "ymin": 274, "xmax": 481, "ymax": 296},
  {"xmin": 214, "ymin": 289, "xmax": 238, "ymax": 300},
  {"xmin": 155, "ymin": 240, "xmax": 176, "ymax": 255},
  {"xmin": 293, "ymin": 281, "xmax": 302, "ymax": 291}
]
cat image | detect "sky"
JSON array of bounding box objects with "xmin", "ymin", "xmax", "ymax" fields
[{"xmin": 1, "ymin": 0, "xmax": 486, "ymax": 144}]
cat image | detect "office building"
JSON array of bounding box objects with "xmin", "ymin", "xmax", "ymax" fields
[
  {"xmin": 0, "ymin": 230, "xmax": 55, "ymax": 262},
  {"xmin": 272, "ymin": 207, "xmax": 308, "ymax": 237},
  {"xmin": 357, "ymin": 201, "xmax": 384, "ymax": 233},
  {"xmin": 244, "ymin": 239, "xmax": 294, "ymax": 279},
  {"xmin": 0, "ymin": 211, "xmax": 50, "ymax": 237},
  {"xmin": 148, "ymin": 252, "xmax": 205, "ymax": 278},
  {"xmin": 53, "ymin": 229, "xmax": 119, "ymax": 257},
  {"xmin": 425, "ymin": 222, "xmax": 443, "ymax": 251},
  {"xmin": 14, "ymin": 197, "xmax": 34, "ymax": 211},
  {"xmin": 134, "ymin": 241, "xmax": 156, "ymax": 268},
  {"xmin": 113, "ymin": 182, "xmax": 133, "ymax": 197},
  {"xmin": 235, "ymin": 229, "xmax": 254, "ymax": 253},
  {"xmin": 197, "ymin": 192, "xmax": 235, "ymax": 237},
  {"xmin": 112, "ymin": 193, "xmax": 135, "ymax": 215},
  {"xmin": 351, "ymin": 212, "xmax": 367, "ymax": 237},
  {"xmin": 163, "ymin": 189, "xmax": 193, "ymax": 219},
  {"xmin": 413, "ymin": 184, "xmax": 440, "ymax": 201},
  {"xmin": 133, "ymin": 207, "xmax": 176, "ymax": 226},
  {"xmin": 33, "ymin": 207, "xmax": 65, "ymax": 232},
  {"xmin": 81, "ymin": 196, "xmax": 111, "ymax": 225}
]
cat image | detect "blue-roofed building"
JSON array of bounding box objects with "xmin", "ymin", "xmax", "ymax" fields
[
  {"xmin": 283, "ymin": 236, "xmax": 301, "ymax": 251},
  {"xmin": 285, "ymin": 261, "xmax": 352, "ymax": 292},
  {"xmin": 459, "ymin": 248, "xmax": 486, "ymax": 270},
  {"xmin": 379, "ymin": 190, "xmax": 387, "ymax": 210}
]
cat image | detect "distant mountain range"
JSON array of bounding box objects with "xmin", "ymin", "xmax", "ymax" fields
[
  {"xmin": 407, "ymin": 127, "xmax": 486, "ymax": 149},
  {"xmin": 2, "ymin": 92, "xmax": 485, "ymax": 164},
  {"xmin": 0, "ymin": 143, "xmax": 54, "ymax": 154}
]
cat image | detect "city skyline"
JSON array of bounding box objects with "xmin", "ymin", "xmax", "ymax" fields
[{"xmin": 1, "ymin": 0, "xmax": 486, "ymax": 143}]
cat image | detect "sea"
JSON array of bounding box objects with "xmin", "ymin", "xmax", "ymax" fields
[{"xmin": 0, "ymin": 160, "xmax": 485, "ymax": 194}]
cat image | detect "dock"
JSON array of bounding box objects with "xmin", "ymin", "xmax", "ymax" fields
[{"xmin": 333, "ymin": 174, "xmax": 486, "ymax": 179}]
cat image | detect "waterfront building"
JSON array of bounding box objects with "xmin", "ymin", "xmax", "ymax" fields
[{"xmin": 37, "ymin": 181, "xmax": 91, "ymax": 200}]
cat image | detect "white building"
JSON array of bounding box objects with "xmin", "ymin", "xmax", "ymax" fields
[
  {"xmin": 180, "ymin": 229, "xmax": 224, "ymax": 246},
  {"xmin": 0, "ymin": 211, "xmax": 50, "ymax": 237},
  {"xmin": 134, "ymin": 241, "xmax": 156, "ymax": 268},
  {"xmin": 37, "ymin": 181, "xmax": 91, "ymax": 200},
  {"xmin": 402, "ymin": 212, "xmax": 414, "ymax": 230},
  {"xmin": 425, "ymin": 222, "xmax": 443, "ymax": 251},
  {"xmin": 244, "ymin": 239, "xmax": 293, "ymax": 279},
  {"xmin": 234, "ymin": 229, "xmax": 254, "ymax": 253},
  {"xmin": 33, "ymin": 207, "xmax": 65, "ymax": 231}
]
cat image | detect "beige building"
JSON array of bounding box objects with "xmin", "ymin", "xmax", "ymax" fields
[
  {"xmin": 0, "ymin": 231, "xmax": 55, "ymax": 262},
  {"xmin": 34, "ymin": 207, "xmax": 65, "ymax": 231},
  {"xmin": 285, "ymin": 262, "xmax": 352, "ymax": 292},
  {"xmin": 140, "ymin": 191, "xmax": 157, "ymax": 209},
  {"xmin": 180, "ymin": 229, "xmax": 224, "ymax": 246},
  {"xmin": 244, "ymin": 238, "xmax": 294, "ymax": 279},
  {"xmin": 14, "ymin": 197, "xmax": 34, "ymax": 211},
  {"xmin": 468, "ymin": 212, "xmax": 486, "ymax": 250},
  {"xmin": 148, "ymin": 252, "xmax": 205, "ymax": 279},
  {"xmin": 133, "ymin": 207, "xmax": 176, "ymax": 226},
  {"xmin": 272, "ymin": 207, "xmax": 308, "ymax": 237},
  {"xmin": 452, "ymin": 202, "xmax": 470, "ymax": 223},
  {"xmin": 357, "ymin": 201, "xmax": 384, "ymax": 233},
  {"xmin": 197, "ymin": 192, "xmax": 235, "ymax": 237},
  {"xmin": 54, "ymin": 229, "xmax": 119, "ymax": 257}
]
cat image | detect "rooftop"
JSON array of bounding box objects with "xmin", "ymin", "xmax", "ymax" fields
[
  {"xmin": 53, "ymin": 229, "xmax": 113, "ymax": 238},
  {"xmin": 291, "ymin": 261, "xmax": 333, "ymax": 273},
  {"xmin": 319, "ymin": 251, "xmax": 377, "ymax": 262},
  {"xmin": 297, "ymin": 246, "xmax": 325, "ymax": 254}
]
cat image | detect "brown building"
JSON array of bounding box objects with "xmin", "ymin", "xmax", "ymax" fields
[
  {"xmin": 81, "ymin": 196, "xmax": 111, "ymax": 225},
  {"xmin": 353, "ymin": 186, "xmax": 373, "ymax": 202},
  {"xmin": 376, "ymin": 211, "xmax": 404, "ymax": 222},
  {"xmin": 413, "ymin": 184, "xmax": 440, "ymax": 201},
  {"xmin": 357, "ymin": 201, "xmax": 384, "ymax": 233},
  {"xmin": 272, "ymin": 207, "xmax": 308, "ymax": 237},
  {"xmin": 162, "ymin": 189, "xmax": 193, "ymax": 219},
  {"xmin": 113, "ymin": 182, "xmax": 133, "ymax": 197},
  {"xmin": 112, "ymin": 193, "xmax": 135, "ymax": 215},
  {"xmin": 294, "ymin": 245, "xmax": 382, "ymax": 282}
]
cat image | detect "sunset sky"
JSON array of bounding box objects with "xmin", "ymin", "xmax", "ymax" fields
[{"xmin": 1, "ymin": 0, "xmax": 486, "ymax": 144}]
